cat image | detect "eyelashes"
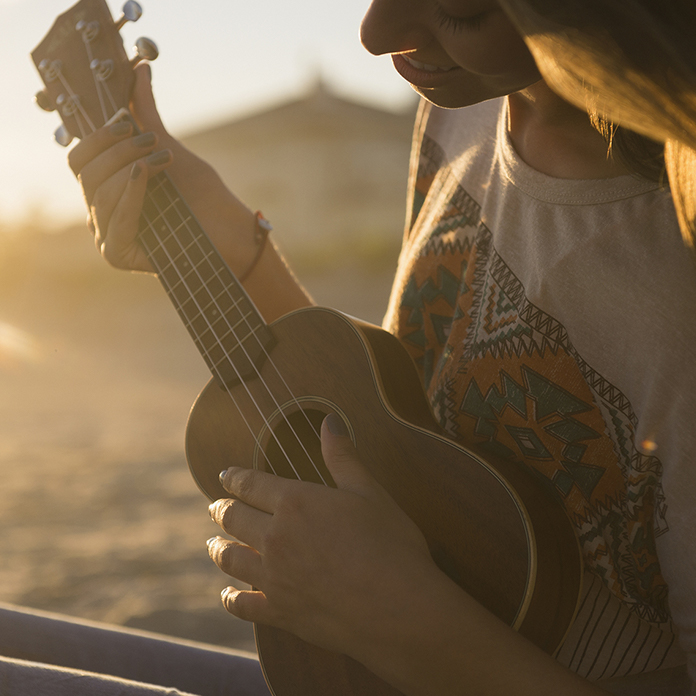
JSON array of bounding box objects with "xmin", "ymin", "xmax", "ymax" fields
[{"xmin": 433, "ymin": 4, "xmax": 489, "ymax": 32}]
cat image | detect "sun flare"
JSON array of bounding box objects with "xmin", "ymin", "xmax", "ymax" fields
[{"xmin": 0, "ymin": 321, "xmax": 41, "ymax": 365}]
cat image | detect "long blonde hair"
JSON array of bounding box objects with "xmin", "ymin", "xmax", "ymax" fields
[{"xmin": 499, "ymin": 0, "xmax": 696, "ymax": 250}]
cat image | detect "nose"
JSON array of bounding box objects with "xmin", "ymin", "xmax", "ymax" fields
[{"xmin": 360, "ymin": 0, "xmax": 431, "ymax": 56}]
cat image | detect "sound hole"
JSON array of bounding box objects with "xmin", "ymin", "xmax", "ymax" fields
[{"xmin": 263, "ymin": 408, "xmax": 336, "ymax": 487}]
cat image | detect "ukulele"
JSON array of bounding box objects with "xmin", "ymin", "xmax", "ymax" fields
[{"xmin": 32, "ymin": 2, "xmax": 583, "ymax": 694}]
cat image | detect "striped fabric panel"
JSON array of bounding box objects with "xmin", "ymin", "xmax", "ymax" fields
[{"xmin": 557, "ymin": 572, "xmax": 685, "ymax": 681}]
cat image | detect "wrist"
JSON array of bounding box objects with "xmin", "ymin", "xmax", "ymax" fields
[{"xmin": 240, "ymin": 212, "xmax": 272, "ymax": 283}]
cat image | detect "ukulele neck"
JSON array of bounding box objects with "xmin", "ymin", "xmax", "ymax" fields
[{"xmin": 137, "ymin": 172, "xmax": 276, "ymax": 388}]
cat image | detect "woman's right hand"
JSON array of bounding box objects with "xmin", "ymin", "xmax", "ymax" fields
[{"xmin": 67, "ymin": 62, "xmax": 260, "ymax": 277}]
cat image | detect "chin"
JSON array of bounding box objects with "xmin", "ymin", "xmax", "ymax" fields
[
  {"xmin": 412, "ymin": 84, "xmax": 506, "ymax": 110},
  {"xmin": 411, "ymin": 70, "xmax": 542, "ymax": 110}
]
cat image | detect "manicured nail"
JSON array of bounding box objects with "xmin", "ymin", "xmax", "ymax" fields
[
  {"xmin": 219, "ymin": 469, "xmax": 228, "ymax": 485},
  {"xmin": 206, "ymin": 536, "xmax": 219, "ymax": 549},
  {"xmin": 130, "ymin": 162, "xmax": 142, "ymax": 180},
  {"xmin": 133, "ymin": 132, "xmax": 156, "ymax": 148},
  {"xmin": 208, "ymin": 501, "xmax": 219, "ymax": 519},
  {"xmin": 110, "ymin": 122, "xmax": 132, "ymax": 137},
  {"xmin": 146, "ymin": 150, "xmax": 171, "ymax": 166},
  {"xmin": 325, "ymin": 413, "xmax": 348, "ymax": 437}
]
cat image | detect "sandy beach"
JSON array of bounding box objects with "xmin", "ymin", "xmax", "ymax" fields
[{"xmin": 0, "ymin": 225, "xmax": 397, "ymax": 652}]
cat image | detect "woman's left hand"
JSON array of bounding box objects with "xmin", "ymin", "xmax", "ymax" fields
[{"xmin": 207, "ymin": 413, "xmax": 438, "ymax": 658}]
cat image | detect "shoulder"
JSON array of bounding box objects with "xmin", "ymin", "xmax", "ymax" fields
[
  {"xmin": 405, "ymin": 98, "xmax": 506, "ymax": 232},
  {"xmin": 419, "ymin": 97, "xmax": 504, "ymax": 166}
]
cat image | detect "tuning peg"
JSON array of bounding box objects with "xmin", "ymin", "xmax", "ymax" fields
[
  {"xmin": 54, "ymin": 124, "xmax": 73, "ymax": 147},
  {"xmin": 76, "ymin": 20, "xmax": 99, "ymax": 41},
  {"xmin": 130, "ymin": 37, "xmax": 159, "ymax": 67},
  {"xmin": 35, "ymin": 90, "xmax": 55, "ymax": 112},
  {"xmin": 39, "ymin": 58, "xmax": 61, "ymax": 83},
  {"xmin": 115, "ymin": 1, "xmax": 143, "ymax": 31}
]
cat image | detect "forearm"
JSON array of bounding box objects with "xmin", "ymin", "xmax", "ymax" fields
[
  {"xmin": 353, "ymin": 569, "xmax": 607, "ymax": 696},
  {"xmin": 158, "ymin": 134, "xmax": 313, "ymax": 322},
  {"xmin": 241, "ymin": 236, "xmax": 314, "ymax": 322}
]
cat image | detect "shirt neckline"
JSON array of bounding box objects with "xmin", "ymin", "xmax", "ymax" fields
[{"xmin": 496, "ymin": 98, "xmax": 664, "ymax": 206}]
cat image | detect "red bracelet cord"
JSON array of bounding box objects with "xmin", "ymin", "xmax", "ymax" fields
[{"xmin": 240, "ymin": 211, "xmax": 272, "ymax": 283}]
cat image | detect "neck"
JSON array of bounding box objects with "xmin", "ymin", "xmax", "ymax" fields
[{"xmin": 506, "ymin": 80, "xmax": 630, "ymax": 179}]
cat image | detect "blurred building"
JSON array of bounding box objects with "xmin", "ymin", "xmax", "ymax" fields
[{"xmin": 180, "ymin": 80, "xmax": 418, "ymax": 264}]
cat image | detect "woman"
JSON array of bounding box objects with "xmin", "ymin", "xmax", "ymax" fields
[{"xmin": 7, "ymin": 1, "xmax": 693, "ymax": 694}]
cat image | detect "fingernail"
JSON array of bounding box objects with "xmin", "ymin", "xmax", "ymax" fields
[
  {"xmin": 208, "ymin": 501, "xmax": 218, "ymax": 519},
  {"xmin": 219, "ymin": 469, "xmax": 228, "ymax": 485},
  {"xmin": 206, "ymin": 536, "xmax": 218, "ymax": 549},
  {"xmin": 110, "ymin": 122, "xmax": 132, "ymax": 137},
  {"xmin": 146, "ymin": 150, "xmax": 171, "ymax": 166},
  {"xmin": 133, "ymin": 132, "xmax": 156, "ymax": 148},
  {"xmin": 130, "ymin": 162, "xmax": 142, "ymax": 180},
  {"xmin": 325, "ymin": 413, "xmax": 348, "ymax": 437}
]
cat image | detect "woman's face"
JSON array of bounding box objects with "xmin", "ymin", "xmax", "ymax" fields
[{"xmin": 361, "ymin": 0, "xmax": 541, "ymax": 107}]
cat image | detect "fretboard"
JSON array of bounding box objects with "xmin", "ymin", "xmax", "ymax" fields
[{"xmin": 137, "ymin": 172, "xmax": 276, "ymax": 388}]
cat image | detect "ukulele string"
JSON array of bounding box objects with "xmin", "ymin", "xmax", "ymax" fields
[
  {"xmin": 81, "ymin": 32, "xmax": 110, "ymax": 125},
  {"xmin": 145, "ymin": 179, "xmax": 324, "ymax": 456},
  {"xmin": 144, "ymin": 175, "xmax": 329, "ymax": 485},
  {"xmin": 93, "ymin": 65, "xmax": 119, "ymax": 116},
  {"xmin": 138, "ymin": 189, "xmax": 322, "ymax": 483},
  {"xmin": 54, "ymin": 68, "xmax": 95, "ymax": 135},
  {"xmin": 70, "ymin": 88, "xmax": 284, "ymax": 479},
  {"xmin": 139, "ymin": 227, "xmax": 276, "ymax": 474},
  {"xmin": 59, "ymin": 53, "xmax": 328, "ymax": 485}
]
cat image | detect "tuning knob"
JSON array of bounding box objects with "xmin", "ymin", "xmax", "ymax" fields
[
  {"xmin": 115, "ymin": 1, "xmax": 143, "ymax": 30},
  {"xmin": 35, "ymin": 90, "xmax": 55, "ymax": 112},
  {"xmin": 130, "ymin": 37, "xmax": 159, "ymax": 67},
  {"xmin": 54, "ymin": 124, "xmax": 73, "ymax": 147}
]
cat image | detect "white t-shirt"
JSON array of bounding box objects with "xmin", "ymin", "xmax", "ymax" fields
[{"xmin": 385, "ymin": 97, "xmax": 696, "ymax": 692}]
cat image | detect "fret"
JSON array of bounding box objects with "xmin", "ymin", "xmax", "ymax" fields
[
  {"xmin": 200, "ymin": 313, "xmax": 258, "ymax": 352},
  {"xmin": 137, "ymin": 171, "xmax": 276, "ymax": 387},
  {"xmin": 206, "ymin": 342, "xmax": 226, "ymax": 367},
  {"xmin": 220, "ymin": 322, "xmax": 264, "ymax": 356},
  {"xmin": 184, "ymin": 240, "xmax": 205, "ymax": 266},
  {"xmin": 205, "ymin": 274, "xmax": 225, "ymax": 299},
  {"xmin": 185, "ymin": 307, "xmax": 256, "ymax": 352},
  {"xmin": 191, "ymin": 310, "xmax": 262, "ymax": 354}
]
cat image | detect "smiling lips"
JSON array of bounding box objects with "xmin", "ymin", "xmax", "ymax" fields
[
  {"xmin": 402, "ymin": 54, "xmax": 455, "ymax": 73},
  {"xmin": 392, "ymin": 53, "xmax": 459, "ymax": 88}
]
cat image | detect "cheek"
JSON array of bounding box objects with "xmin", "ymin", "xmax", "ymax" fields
[{"xmin": 446, "ymin": 14, "xmax": 537, "ymax": 78}]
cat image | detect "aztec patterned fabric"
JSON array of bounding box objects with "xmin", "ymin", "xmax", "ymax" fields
[{"xmin": 384, "ymin": 97, "xmax": 696, "ymax": 688}]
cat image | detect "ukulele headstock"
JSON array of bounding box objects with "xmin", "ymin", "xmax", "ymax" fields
[{"xmin": 32, "ymin": 0, "xmax": 158, "ymax": 146}]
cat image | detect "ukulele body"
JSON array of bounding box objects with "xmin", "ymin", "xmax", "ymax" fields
[{"xmin": 186, "ymin": 306, "xmax": 582, "ymax": 696}]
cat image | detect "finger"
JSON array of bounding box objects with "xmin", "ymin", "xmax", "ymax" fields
[
  {"xmin": 68, "ymin": 121, "xmax": 134, "ymax": 178},
  {"xmin": 94, "ymin": 160, "xmax": 151, "ymax": 271},
  {"xmin": 207, "ymin": 536, "xmax": 263, "ymax": 587},
  {"xmin": 95, "ymin": 152, "xmax": 172, "ymax": 271},
  {"xmin": 209, "ymin": 498, "xmax": 272, "ymax": 551},
  {"xmin": 320, "ymin": 414, "xmax": 380, "ymax": 494},
  {"xmin": 67, "ymin": 63, "xmax": 160, "ymax": 178},
  {"xmin": 130, "ymin": 63, "xmax": 167, "ymax": 135},
  {"xmin": 77, "ymin": 130, "xmax": 159, "ymax": 205},
  {"xmin": 218, "ymin": 466, "xmax": 293, "ymax": 514},
  {"xmin": 220, "ymin": 586, "xmax": 272, "ymax": 625}
]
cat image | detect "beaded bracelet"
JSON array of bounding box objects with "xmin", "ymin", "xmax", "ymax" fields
[{"xmin": 240, "ymin": 211, "xmax": 273, "ymax": 283}]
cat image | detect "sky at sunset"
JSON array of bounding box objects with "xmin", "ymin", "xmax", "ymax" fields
[{"xmin": 1, "ymin": 0, "xmax": 413, "ymax": 228}]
